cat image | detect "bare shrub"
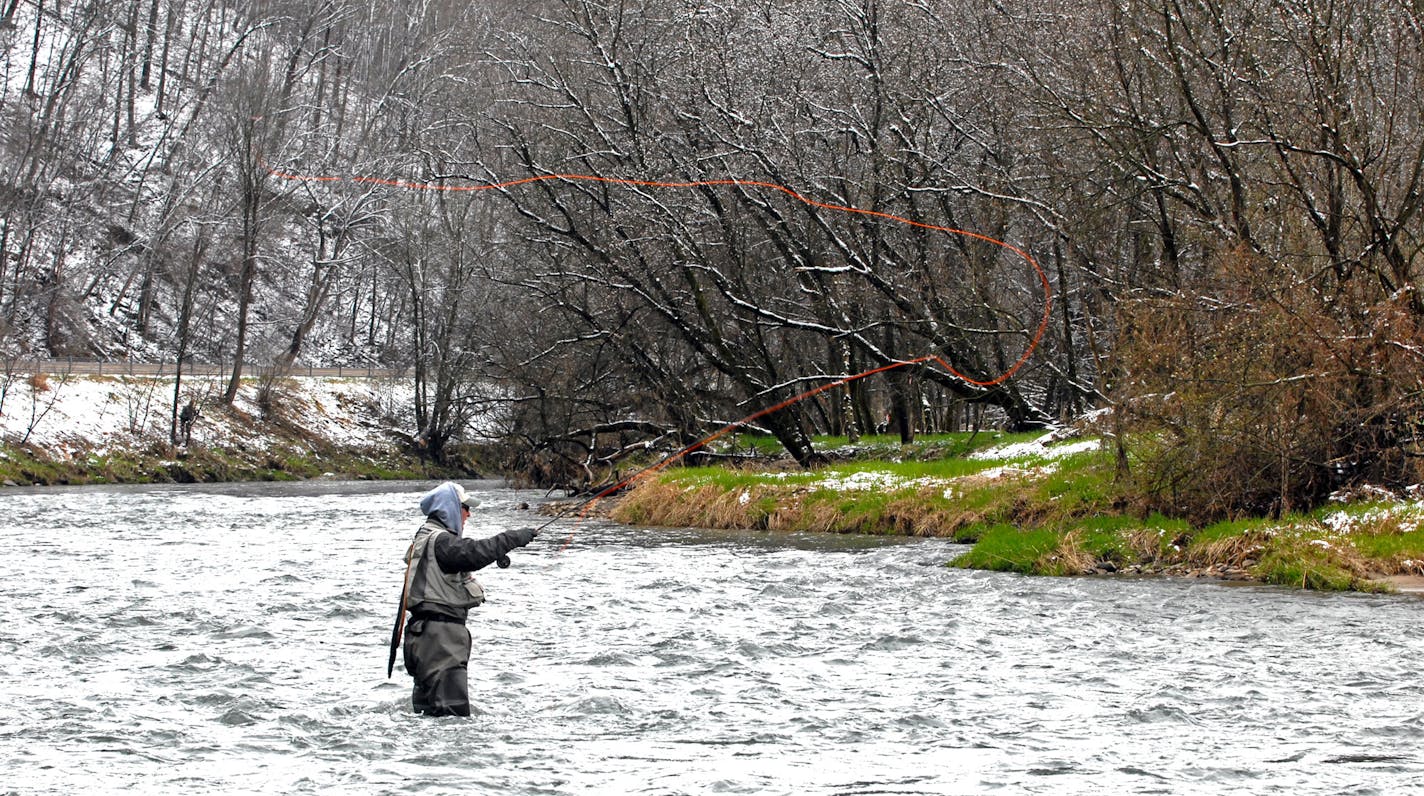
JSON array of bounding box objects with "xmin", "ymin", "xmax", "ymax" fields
[
  {"xmin": 1113, "ymin": 248, "xmax": 1424, "ymax": 522},
  {"xmin": 255, "ymin": 375, "xmax": 291, "ymax": 421}
]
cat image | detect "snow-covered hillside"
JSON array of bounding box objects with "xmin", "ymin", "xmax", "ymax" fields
[{"xmin": 0, "ymin": 372, "xmax": 414, "ymax": 462}]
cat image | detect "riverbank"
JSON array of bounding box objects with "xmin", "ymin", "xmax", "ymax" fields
[
  {"xmin": 605, "ymin": 430, "xmax": 1424, "ymax": 593},
  {"xmin": 9, "ymin": 374, "xmax": 1422, "ymax": 594},
  {"xmin": 0, "ymin": 373, "xmax": 471, "ymax": 485}
]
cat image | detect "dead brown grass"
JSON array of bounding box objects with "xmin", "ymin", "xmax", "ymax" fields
[
  {"xmin": 883, "ymin": 488, "xmax": 984, "ymax": 537},
  {"xmin": 780, "ymin": 500, "xmax": 845, "ymax": 533},
  {"xmin": 1034, "ymin": 530, "xmax": 1099, "ymax": 575},
  {"xmin": 612, "ymin": 480, "xmax": 782, "ymax": 529},
  {"xmin": 1184, "ymin": 530, "xmax": 1272, "ymax": 569},
  {"xmin": 1124, "ymin": 528, "xmax": 1170, "ymax": 563},
  {"xmin": 1385, "ymin": 558, "xmax": 1424, "ymax": 576}
]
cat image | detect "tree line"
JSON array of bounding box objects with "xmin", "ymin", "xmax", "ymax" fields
[{"xmin": 1, "ymin": 0, "xmax": 1419, "ymax": 517}]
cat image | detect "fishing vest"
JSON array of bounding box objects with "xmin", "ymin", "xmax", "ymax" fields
[{"xmin": 404, "ymin": 520, "xmax": 485, "ymax": 622}]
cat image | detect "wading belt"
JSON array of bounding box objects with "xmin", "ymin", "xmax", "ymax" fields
[{"xmin": 409, "ymin": 611, "xmax": 464, "ymax": 625}]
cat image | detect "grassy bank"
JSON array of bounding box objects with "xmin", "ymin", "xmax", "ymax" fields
[
  {"xmin": 0, "ymin": 438, "xmax": 465, "ymax": 486},
  {"xmin": 609, "ymin": 432, "xmax": 1424, "ymax": 592}
]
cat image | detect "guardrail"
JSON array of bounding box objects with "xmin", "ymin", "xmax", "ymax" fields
[{"xmin": 1, "ymin": 359, "xmax": 412, "ymax": 379}]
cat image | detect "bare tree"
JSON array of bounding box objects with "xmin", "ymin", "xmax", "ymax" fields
[
  {"xmin": 480, "ymin": 0, "xmax": 1057, "ymax": 473},
  {"xmin": 1012, "ymin": 0, "xmax": 1424, "ymax": 514}
]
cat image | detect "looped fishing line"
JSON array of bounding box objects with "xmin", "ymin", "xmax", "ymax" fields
[{"xmin": 262, "ymin": 159, "xmax": 1053, "ymax": 543}]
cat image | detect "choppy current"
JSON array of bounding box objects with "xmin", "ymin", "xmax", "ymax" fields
[{"xmin": 1, "ymin": 480, "xmax": 1420, "ymax": 795}]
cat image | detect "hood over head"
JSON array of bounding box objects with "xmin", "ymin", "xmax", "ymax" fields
[{"xmin": 418, "ymin": 481, "xmax": 476, "ymax": 536}]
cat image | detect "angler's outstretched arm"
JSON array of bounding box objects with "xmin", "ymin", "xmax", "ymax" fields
[{"xmin": 434, "ymin": 527, "xmax": 537, "ymax": 572}]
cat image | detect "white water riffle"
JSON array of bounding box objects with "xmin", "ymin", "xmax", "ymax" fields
[{"xmin": 1, "ymin": 481, "xmax": 1420, "ymax": 795}]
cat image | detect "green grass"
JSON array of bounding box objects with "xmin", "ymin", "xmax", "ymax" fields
[
  {"xmin": 1074, "ymin": 515, "xmax": 1173, "ymax": 562},
  {"xmin": 1318, "ymin": 503, "xmax": 1424, "ymax": 565},
  {"xmin": 0, "ymin": 446, "xmax": 69, "ymax": 485},
  {"xmin": 831, "ymin": 457, "xmax": 1012, "ymax": 479},
  {"xmin": 950, "ymin": 524, "xmax": 1061, "ymax": 573},
  {"xmin": 665, "ymin": 454, "xmax": 1018, "ymax": 491},
  {"xmin": 949, "ymin": 513, "xmax": 1190, "ymax": 575},
  {"xmin": 646, "ymin": 441, "xmax": 1128, "ymax": 541},
  {"xmin": 662, "ymin": 465, "xmax": 822, "ymax": 489},
  {"xmin": 0, "ymin": 440, "xmax": 449, "ymax": 486},
  {"xmin": 1190, "ymin": 516, "xmax": 1279, "ymax": 546},
  {"xmin": 796, "ymin": 487, "xmax": 900, "ymax": 534},
  {"xmin": 1024, "ymin": 451, "xmax": 1123, "ymax": 518},
  {"xmin": 1350, "ymin": 529, "xmax": 1424, "ymax": 560},
  {"xmin": 619, "ymin": 433, "xmax": 1423, "ymax": 593},
  {"xmin": 1252, "ymin": 536, "xmax": 1383, "ymax": 592},
  {"xmin": 719, "ymin": 431, "xmax": 1045, "ymax": 459}
]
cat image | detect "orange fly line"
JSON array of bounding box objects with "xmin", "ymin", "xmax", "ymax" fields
[{"xmin": 262, "ymin": 160, "xmax": 1053, "ymax": 532}]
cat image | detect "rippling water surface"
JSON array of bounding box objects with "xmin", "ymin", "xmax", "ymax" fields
[{"xmin": 1, "ymin": 480, "xmax": 1421, "ymax": 795}]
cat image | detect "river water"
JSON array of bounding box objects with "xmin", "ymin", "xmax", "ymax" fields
[{"xmin": 1, "ymin": 480, "xmax": 1420, "ymax": 795}]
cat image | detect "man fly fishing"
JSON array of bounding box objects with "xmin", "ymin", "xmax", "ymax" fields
[{"xmin": 390, "ymin": 481, "xmax": 539, "ymax": 717}]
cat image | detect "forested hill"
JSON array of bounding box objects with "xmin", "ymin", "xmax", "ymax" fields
[{"xmin": 2, "ymin": 0, "xmax": 1420, "ymax": 514}]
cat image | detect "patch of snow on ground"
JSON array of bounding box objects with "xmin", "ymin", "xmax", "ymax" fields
[
  {"xmin": 794, "ymin": 464, "xmax": 1049, "ymax": 495},
  {"xmin": 0, "ymin": 374, "xmax": 415, "ymax": 457},
  {"xmin": 969, "ymin": 432, "xmax": 1101, "ymax": 461},
  {"xmin": 1321, "ymin": 501, "xmax": 1424, "ymax": 535},
  {"xmin": 815, "ymin": 471, "xmax": 908, "ymax": 492},
  {"xmin": 972, "ymin": 465, "xmax": 1044, "ymax": 480}
]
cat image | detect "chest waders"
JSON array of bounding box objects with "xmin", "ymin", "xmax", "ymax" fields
[{"xmin": 395, "ymin": 524, "xmax": 485, "ymax": 716}]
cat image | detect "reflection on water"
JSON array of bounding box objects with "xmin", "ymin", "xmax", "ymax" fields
[{"xmin": 1, "ymin": 480, "xmax": 1420, "ymax": 795}]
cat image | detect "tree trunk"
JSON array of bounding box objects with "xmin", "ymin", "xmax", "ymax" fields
[
  {"xmin": 139, "ymin": 0, "xmax": 160, "ymax": 89},
  {"xmin": 24, "ymin": 0, "xmax": 45, "ymax": 96},
  {"xmin": 760, "ymin": 405, "xmax": 820, "ymax": 468},
  {"xmin": 224, "ymin": 156, "xmax": 262, "ymax": 405},
  {"xmin": 171, "ymin": 227, "xmax": 206, "ymax": 445},
  {"xmin": 1, "ymin": 0, "xmax": 22, "ymax": 26}
]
